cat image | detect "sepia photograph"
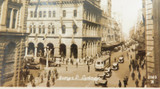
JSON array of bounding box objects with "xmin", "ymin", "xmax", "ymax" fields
[{"xmin": 0, "ymin": 0, "xmax": 158, "ymax": 88}]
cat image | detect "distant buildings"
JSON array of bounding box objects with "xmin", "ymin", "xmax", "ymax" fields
[{"xmin": 0, "ymin": 0, "xmax": 28, "ymax": 86}]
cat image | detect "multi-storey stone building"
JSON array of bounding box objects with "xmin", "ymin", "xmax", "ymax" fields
[
  {"xmin": 25, "ymin": 0, "xmax": 103, "ymax": 60},
  {"xmin": 0, "ymin": 0, "xmax": 28, "ymax": 86}
]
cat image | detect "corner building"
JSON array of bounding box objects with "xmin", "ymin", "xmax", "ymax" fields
[
  {"xmin": 0, "ymin": 0, "xmax": 28, "ymax": 86},
  {"xmin": 25, "ymin": 0, "xmax": 103, "ymax": 60}
]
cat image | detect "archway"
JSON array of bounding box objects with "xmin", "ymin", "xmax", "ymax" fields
[
  {"xmin": 28, "ymin": 42, "xmax": 34, "ymax": 55},
  {"xmin": 37, "ymin": 43, "xmax": 44, "ymax": 57},
  {"xmin": 70, "ymin": 44, "xmax": 78, "ymax": 58},
  {"xmin": 47, "ymin": 43, "xmax": 54, "ymax": 57},
  {"xmin": 60, "ymin": 44, "xmax": 66, "ymax": 58},
  {"xmin": 1, "ymin": 42, "xmax": 16, "ymax": 86}
]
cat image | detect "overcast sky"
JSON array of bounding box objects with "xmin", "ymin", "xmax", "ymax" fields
[{"xmin": 111, "ymin": 0, "xmax": 142, "ymax": 37}]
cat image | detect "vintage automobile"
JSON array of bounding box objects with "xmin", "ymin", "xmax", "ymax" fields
[
  {"xmin": 111, "ymin": 62, "xmax": 119, "ymax": 71},
  {"xmin": 94, "ymin": 74, "xmax": 108, "ymax": 87},
  {"xmin": 104, "ymin": 67, "xmax": 112, "ymax": 78},
  {"xmin": 24, "ymin": 62, "xmax": 40, "ymax": 69},
  {"xmin": 118, "ymin": 57, "xmax": 124, "ymax": 63}
]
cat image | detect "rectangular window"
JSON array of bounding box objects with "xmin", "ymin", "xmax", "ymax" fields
[
  {"xmin": 39, "ymin": 11, "xmax": 42, "ymax": 18},
  {"xmin": 43, "ymin": 11, "xmax": 46, "ymax": 17},
  {"xmin": 74, "ymin": 10, "xmax": 77, "ymax": 17},
  {"xmin": 12, "ymin": 9, "xmax": 17, "ymax": 29},
  {"xmin": 63, "ymin": 10, "xmax": 66, "ymax": 17},
  {"xmin": 48, "ymin": 11, "xmax": 51, "ymax": 17},
  {"xmin": 34, "ymin": 11, "xmax": 37, "ymax": 17},
  {"xmin": 33, "ymin": 25, "xmax": 36, "ymax": 33},
  {"xmin": 43, "ymin": 25, "xmax": 45, "ymax": 34},
  {"xmin": 30, "ymin": 11, "xmax": 33, "ymax": 18},
  {"xmin": 53, "ymin": 11, "xmax": 56, "ymax": 17},
  {"xmin": 52, "ymin": 25, "xmax": 55, "ymax": 34},
  {"xmin": 62, "ymin": 25, "xmax": 66, "ymax": 34},
  {"xmin": 6, "ymin": 8, "xmax": 12, "ymax": 28}
]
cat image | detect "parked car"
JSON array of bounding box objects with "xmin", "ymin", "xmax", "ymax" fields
[
  {"xmin": 54, "ymin": 56, "xmax": 62, "ymax": 67},
  {"xmin": 118, "ymin": 57, "xmax": 124, "ymax": 63},
  {"xmin": 94, "ymin": 74, "xmax": 108, "ymax": 87},
  {"xmin": 111, "ymin": 62, "xmax": 119, "ymax": 71}
]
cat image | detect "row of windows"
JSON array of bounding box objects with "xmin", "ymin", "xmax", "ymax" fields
[
  {"xmin": 29, "ymin": 24, "xmax": 77, "ymax": 34},
  {"xmin": 30, "ymin": 10, "xmax": 77, "ymax": 18}
]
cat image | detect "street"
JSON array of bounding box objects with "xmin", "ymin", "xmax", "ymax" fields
[{"xmin": 27, "ymin": 46, "xmax": 146, "ymax": 87}]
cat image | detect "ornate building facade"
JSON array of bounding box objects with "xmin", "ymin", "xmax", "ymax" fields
[
  {"xmin": 0, "ymin": 0, "xmax": 28, "ymax": 86},
  {"xmin": 25, "ymin": 0, "xmax": 103, "ymax": 60}
]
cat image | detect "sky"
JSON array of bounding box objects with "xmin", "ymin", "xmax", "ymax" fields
[{"xmin": 111, "ymin": 0, "xmax": 142, "ymax": 38}]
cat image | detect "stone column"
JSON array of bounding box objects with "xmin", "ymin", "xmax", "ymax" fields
[
  {"xmin": 66, "ymin": 46, "xmax": 71, "ymax": 58},
  {"xmin": 34, "ymin": 46, "xmax": 37, "ymax": 58},
  {"xmin": 9, "ymin": 9, "xmax": 14, "ymax": 28},
  {"xmin": 0, "ymin": 0, "xmax": 8, "ymax": 29},
  {"xmin": 86, "ymin": 43, "xmax": 89, "ymax": 57},
  {"xmin": 54, "ymin": 45, "xmax": 60, "ymax": 57},
  {"xmin": 78, "ymin": 48, "xmax": 82, "ymax": 58},
  {"xmin": 25, "ymin": 46, "xmax": 28, "ymax": 56}
]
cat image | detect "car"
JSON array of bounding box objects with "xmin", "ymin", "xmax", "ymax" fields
[
  {"xmin": 111, "ymin": 63, "xmax": 119, "ymax": 71},
  {"xmin": 104, "ymin": 67, "xmax": 112, "ymax": 78},
  {"xmin": 118, "ymin": 57, "xmax": 124, "ymax": 63},
  {"xmin": 24, "ymin": 62, "xmax": 40, "ymax": 69},
  {"xmin": 94, "ymin": 74, "xmax": 108, "ymax": 87}
]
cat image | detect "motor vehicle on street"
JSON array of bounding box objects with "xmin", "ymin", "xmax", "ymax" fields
[
  {"xmin": 104, "ymin": 67, "xmax": 112, "ymax": 78},
  {"xmin": 24, "ymin": 62, "xmax": 40, "ymax": 69},
  {"xmin": 94, "ymin": 74, "xmax": 108, "ymax": 87},
  {"xmin": 118, "ymin": 57, "xmax": 124, "ymax": 63},
  {"xmin": 94, "ymin": 55, "xmax": 110, "ymax": 71},
  {"xmin": 111, "ymin": 62, "xmax": 119, "ymax": 71},
  {"xmin": 54, "ymin": 56, "xmax": 62, "ymax": 67}
]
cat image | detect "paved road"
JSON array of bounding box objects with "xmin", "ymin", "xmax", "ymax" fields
[{"xmin": 27, "ymin": 47, "xmax": 146, "ymax": 87}]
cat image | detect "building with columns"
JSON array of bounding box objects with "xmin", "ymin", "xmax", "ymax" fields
[
  {"xmin": 0, "ymin": 0, "xmax": 28, "ymax": 86},
  {"xmin": 25, "ymin": 0, "xmax": 103, "ymax": 60}
]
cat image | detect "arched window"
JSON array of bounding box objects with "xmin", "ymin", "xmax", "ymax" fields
[
  {"xmin": 52, "ymin": 25, "xmax": 55, "ymax": 34},
  {"xmin": 39, "ymin": 25, "xmax": 41, "ymax": 34},
  {"xmin": 62, "ymin": 25, "xmax": 66, "ymax": 34},
  {"xmin": 73, "ymin": 24, "xmax": 77, "ymax": 34},
  {"xmin": 48, "ymin": 25, "xmax": 51, "ymax": 34},
  {"xmin": 43, "ymin": 25, "xmax": 45, "ymax": 34}
]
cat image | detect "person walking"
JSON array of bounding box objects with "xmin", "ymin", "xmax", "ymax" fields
[
  {"xmin": 32, "ymin": 80, "xmax": 36, "ymax": 87},
  {"xmin": 118, "ymin": 80, "xmax": 122, "ymax": 87},
  {"xmin": 123, "ymin": 78, "xmax": 127, "ymax": 87},
  {"xmin": 131, "ymin": 72, "xmax": 135, "ymax": 80},
  {"xmin": 125, "ymin": 76, "xmax": 128, "ymax": 85},
  {"xmin": 52, "ymin": 76, "xmax": 55, "ymax": 85},
  {"xmin": 135, "ymin": 79, "xmax": 139, "ymax": 87},
  {"xmin": 129, "ymin": 64, "xmax": 131, "ymax": 71},
  {"xmin": 88, "ymin": 64, "xmax": 90, "ymax": 72},
  {"xmin": 66, "ymin": 65, "xmax": 68, "ymax": 71},
  {"xmin": 138, "ymin": 72, "xmax": 141, "ymax": 80},
  {"xmin": 137, "ymin": 65, "xmax": 139, "ymax": 72},
  {"xmin": 76, "ymin": 62, "xmax": 78, "ymax": 68},
  {"xmin": 46, "ymin": 80, "xmax": 50, "ymax": 87}
]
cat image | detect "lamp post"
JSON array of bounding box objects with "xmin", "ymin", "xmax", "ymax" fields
[{"xmin": 46, "ymin": 46, "xmax": 52, "ymax": 68}]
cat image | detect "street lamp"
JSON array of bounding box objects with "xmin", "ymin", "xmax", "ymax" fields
[{"xmin": 46, "ymin": 46, "xmax": 52, "ymax": 68}]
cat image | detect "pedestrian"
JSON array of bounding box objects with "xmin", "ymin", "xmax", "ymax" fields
[
  {"xmin": 71, "ymin": 59, "xmax": 73, "ymax": 65},
  {"xmin": 41, "ymin": 75, "xmax": 43, "ymax": 83},
  {"xmin": 66, "ymin": 65, "xmax": 68, "ymax": 71},
  {"xmin": 118, "ymin": 80, "xmax": 122, "ymax": 87},
  {"xmin": 30, "ymin": 74, "xmax": 34, "ymax": 82},
  {"xmin": 76, "ymin": 62, "xmax": 78, "ymax": 68},
  {"xmin": 131, "ymin": 72, "xmax": 135, "ymax": 80},
  {"xmin": 52, "ymin": 77, "xmax": 55, "ymax": 85},
  {"xmin": 138, "ymin": 72, "xmax": 141, "ymax": 80},
  {"xmin": 123, "ymin": 78, "xmax": 126, "ymax": 87},
  {"xmin": 129, "ymin": 64, "xmax": 131, "ymax": 71},
  {"xmin": 141, "ymin": 80, "xmax": 145, "ymax": 87},
  {"xmin": 88, "ymin": 65, "xmax": 90, "ymax": 72},
  {"xmin": 46, "ymin": 80, "xmax": 50, "ymax": 87},
  {"xmin": 135, "ymin": 79, "xmax": 139, "ymax": 87},
  {"xmin": 32, "ymin": 80, "xmax": 36, "ymax": 87},
  {"xmin": 125, "ymin": 76, "xmax": 128, "ymax": 85},
  {"xmin": 137, "ymin": 64, "xmax": 139, "ymax": 72}
]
